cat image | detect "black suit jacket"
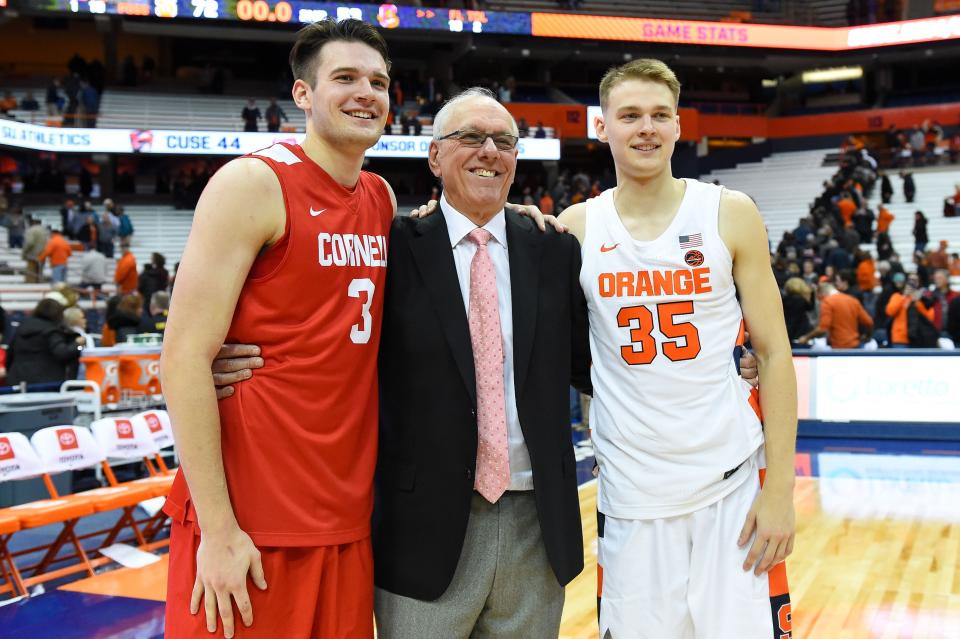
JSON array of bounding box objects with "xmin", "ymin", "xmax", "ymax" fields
[{"xmin": 373, "ymin": 209, "xmax": 591, "ymax": 601}]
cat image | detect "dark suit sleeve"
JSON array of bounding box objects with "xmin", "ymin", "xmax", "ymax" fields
[{"xmin": 567, "ymin": 234, "xmax": 592, "ymax": 396}]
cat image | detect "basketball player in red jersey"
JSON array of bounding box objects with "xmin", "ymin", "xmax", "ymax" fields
[{"xmin": 160, "ymin": 20, "xmax": 396, "ymax": 638}]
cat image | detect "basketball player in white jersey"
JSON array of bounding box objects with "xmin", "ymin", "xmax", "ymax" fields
[{"xmin": 558, "ymin": 60, "xmax": 797, "ymax": 638}]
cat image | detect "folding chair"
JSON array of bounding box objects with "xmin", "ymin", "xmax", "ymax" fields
[
  {"xmin": 0, "ymin": 431, "xmax": 96, "ymax": 597},
  {"xmin": 132, "ymin": 409, "xmax": 176, "ymax": 474},
  {"xmin": 31, "ymin": 426, "xmax": 155, "ymax": 550}
]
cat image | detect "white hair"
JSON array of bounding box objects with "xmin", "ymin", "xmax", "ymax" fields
[{"xmin": 432, "ymin": 87, "xmax": 518, "ymax": 139}]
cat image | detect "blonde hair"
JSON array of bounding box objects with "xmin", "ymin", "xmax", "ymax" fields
[
  {"xmin": 784, "ymin": 277, "xmax": 811, "ymax": 298},
  {"xmin": 599, "ymin": 59, "xmax": 680, "ymax": 111}
]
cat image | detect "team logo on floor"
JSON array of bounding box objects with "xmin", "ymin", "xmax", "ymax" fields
[{"xmin": 684, "ymin": 249, "xmax": 704, "ymax": 267}]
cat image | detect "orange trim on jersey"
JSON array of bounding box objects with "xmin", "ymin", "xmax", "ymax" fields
[
  {"xmin": 748, "ymin": 388, "xmax": 763, "ymax": 422},
  {"xmin": 767, "ymin": 561, "xmax": 791, "ymax": 598},
  {"xmin": 736, "ymin": 319, "xmax": 746, "ymax": 347},
  {"xmin": 597, "ymin": 563, "xmax": 604, "ymax": 598}
]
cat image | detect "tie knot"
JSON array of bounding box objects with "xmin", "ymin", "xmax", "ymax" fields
[{"xmin": 468, "ymin": 228, "xmax": 493, "ymax": 247}]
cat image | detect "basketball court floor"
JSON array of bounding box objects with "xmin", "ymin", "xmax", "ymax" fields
[{"xmin": 2, "ymin": 442, "xmax": 960, "ymax": 638}]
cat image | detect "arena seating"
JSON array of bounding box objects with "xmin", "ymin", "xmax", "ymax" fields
[
  {"xmin": 702, "ymin": 150, "xmax": 960, "ymax": 266},
  {"xmin": 3, "ymin": 88, "xmax": 556, "ymax": 137}
]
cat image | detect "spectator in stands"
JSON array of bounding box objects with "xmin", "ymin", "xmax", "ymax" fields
[
  {"xmin": 76, "ymin": 213, "xmax": 98, "ymax": 250},
  {"xmin": 59, "ymin": 198, "xmax": 78, "ymax": 239},
  {"xmin": 534, "ymin": 120, "xmax": 546, "ymax": 138},
  {"xmin": 0, "ymin": 92, "xmax": 16, "ymax": 115},
  {"xmin": 539, "ymin": 189, "xmax": 554, "ymax": 216},
  {"xmin": 781, "ymin": 277, "xmax": 814, "ymax": 344},
  {"xmin": 913, "ymin": 210, "xmax": 928, "ymax": 253},
  {"xmin": 836, "ymin": 193, "xmax": 856, "ymax": 228},
  {"xmin": 797, "ymin": 282, "xmax": 873, "ymax": 349},
  {"xmin": 62, "ymin": 72, "xmax": 81, "ymax": 127},
  {"xmin": 138, "ymin": 252, "xmax": 169, "ymax": 306},
  {"xmin": 399, "ymin": 111, "xmax": 422, "ymax": 136},
  {"xmin": 876, "ymin": 204, "xmax": 893, "ymax": 236},
  {"xmin": 952, "ymin": 253, "xmax": 960, "ymax": 276},
  {"xmin": 265, "ymin": 98, "xmax": 289, "ymax": 133},
  {"xmin": 241, "ymin": 99, "xmax": 262, "ymax": 132},
  {"xmin": 45, "ymin": 78, "xmax": 62, "ymax": 116},
  {"xmin": 20, "ymin": 91, "xmax": 39, "ymax": 112},
  {"xmin": 21, "ymin": 217, "xmax": 48, "ymax": 283},
  {"xmin": 855, "ymin": 250, "xmax": 878, "ymax": 308},
  {"xmin": 1, "ymin": 207, "xmax": 24, "ymax": 249},
  {"xmin": 950, "ymin": 132, "xmax": 960, "ymax": 164},
  {"xmin": 928, "ymin": 240, "xmax": 950, "ymax": 270},
  {"xmin": 79, "ymin": 245, "xmax": 106, "ymax": 293},
  {"xmin": 902, "ymin": 171, "xmax": 916, "ymax": 202},
  {"xmin": 116, "ymin": 204, "xmax": 134, "ymax": 240},
  {"xmin": 114, "ymin": 238, "xmax": 138, "ymax": 294},
  {"xmin": 879, "ymin": 171, "xmax": 893, "ymax": 204},
  {"xmin": 37, "ymin": 229, "xmax": 72, "ymax": 283},
  {"xmin": 79, "ymin": 81, "xmax": 99, "ymax": 128},
  {"xmin": 517, "ymin": 117, "xmax": 529, "ymax": 138},
  {"xmin": 108, "ymin": 293, "xmax": 144, "ymax": 343},
  {"xmin": 97, "ymin": 213, "xmax": 116, "ymax": 258},
  {"xmin": 6, "ymin": 298, "xmax": 84, "ymax": 386},
  {"xmin": 834, "ymin": 268, "xmax": 864, "ymax": 306},
  {"xmin": 930, "ymin": 269, "xmax": 957, "ymax": 334},
  {"xmin": 63, "ymin": 306, "xmax": 93, "ymax": 358},
  {"xmin": 886, "ymin": 275, "xmax": 935, "ymax": 348},
  {"xmin": 121, "ymin": 55, "xmax": 139, "ymax": 86},
  {"xmin": 139, "ymin": 290, "xmax": 170, "ymax": 334},
  {"xmin": 852, "ymin": 206, "xmax": 874, "ymax": 243}
]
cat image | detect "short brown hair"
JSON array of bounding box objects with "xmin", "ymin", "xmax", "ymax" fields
[
  {"xmin": 289, "ymin": 19, "xmax": 391, "ymax": 88},
  {"xmin": 599, "ymin": 59, "xmax": 680, "ymax": 111}
]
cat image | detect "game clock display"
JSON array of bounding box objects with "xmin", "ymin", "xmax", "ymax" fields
[{"xmin": 20, "ymin": 0, "xmax": 533, "ymax": 33}]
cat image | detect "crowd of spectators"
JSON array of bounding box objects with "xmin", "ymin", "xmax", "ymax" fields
[{"xmin": 774, "ymin": 145, "xmax": 960, "ymax": 349}]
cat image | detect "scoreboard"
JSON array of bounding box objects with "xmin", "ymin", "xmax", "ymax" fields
[{"xmin": 21, "ymin": 0, "xmax": 531, "ymax": 34}]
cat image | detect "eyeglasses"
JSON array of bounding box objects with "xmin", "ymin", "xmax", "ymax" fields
[{"xmin": 437, "ymin": 129, "xmax": 519, "ymax": 151}]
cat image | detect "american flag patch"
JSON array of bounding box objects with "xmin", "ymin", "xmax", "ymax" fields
[{"xmin": 679, "ymin": 233, "xmax": 703, "ymax": 249}]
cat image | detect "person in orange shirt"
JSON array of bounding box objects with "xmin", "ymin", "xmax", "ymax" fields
[
  {"xmin": 37, "ymin": 229, "xmax": 73, "ymax": 283},
  {"xmin": 886, "ymin": 277, "xmax": 935, "ymax": 347},
  {"xmin": 855, "ymin": 251, "xmax": 878, "ymax": 295},
  {"xmin": 114, "ymin": 238, "xmax": 138, "ymax": 294},
  {"xmin": 797, "ymin": 283, "xmax": 873, "ymax": 349},
  {"xmin": 837, "ymin": 195, "xmax": 856, "ymax": 228},
  {"xmin": 876, "ymin": 205, "xmax": 894, "ymax": 235},
  {"xmin": 539, "ymin": 191, "xmax": 554, "ymax": 216}
]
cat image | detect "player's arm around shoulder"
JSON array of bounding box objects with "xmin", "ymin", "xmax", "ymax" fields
[
  {"xmin": 161, "ymin": 157, "xmax": 282, "ymax": 637},
  {"xmin": 719, "ymin": 188, "xmax": 798, "ymax": 575}
]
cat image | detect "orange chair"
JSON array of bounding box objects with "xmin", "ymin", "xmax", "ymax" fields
[
  {"xmin": 30, "ymin": 426, "xmax": 155, "ymax": 550},
  {"xmin": 0, "ymin": 431, "xmax": 96, "ymax": 597}
]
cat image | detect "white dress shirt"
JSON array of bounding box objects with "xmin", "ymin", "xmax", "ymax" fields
[{"xmin": 440, "ymin": 194, "xmax": 533, "ymax": 491}]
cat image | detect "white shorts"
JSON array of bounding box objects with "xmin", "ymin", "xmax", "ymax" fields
[{"xmin": 597, "ymin": 456, "xmax": 792, "ymax": 639}]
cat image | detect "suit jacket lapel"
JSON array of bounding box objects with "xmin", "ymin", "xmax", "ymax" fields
[
  {"xmin": 506, "ymin": 211, "xmax": 541, "ymax": 402},
  {"xmin": 409, "ymin": 213, "xmax": 477, "ymax": 406}
]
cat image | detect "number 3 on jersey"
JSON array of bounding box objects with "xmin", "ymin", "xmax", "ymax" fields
[
  {"xmin": 348, "ymin": 278, "xmax": 375, "ymax": 344},
  {"xmin": 617, "ymin": 301, "xmax": 701, "ymax": 365}
]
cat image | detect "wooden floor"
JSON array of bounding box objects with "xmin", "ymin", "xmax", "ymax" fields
[{"xmin": 559, "ymin": 477, "xmax": 960, "ymax": 639}]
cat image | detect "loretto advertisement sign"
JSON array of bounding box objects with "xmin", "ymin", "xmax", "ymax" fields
[{"xmin": 0, "ymin": 119, "xmax": 561, "ymax": 160}]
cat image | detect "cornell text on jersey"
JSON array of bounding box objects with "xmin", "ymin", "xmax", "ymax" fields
[{"xmin": 317, "ymin": 233, "xmax": 388, "ymax": 268}]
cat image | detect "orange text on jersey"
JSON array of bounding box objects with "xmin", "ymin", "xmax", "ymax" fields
[{"xmin": 598, "ymin": 268, "xmax": 713, "ymax": 298}]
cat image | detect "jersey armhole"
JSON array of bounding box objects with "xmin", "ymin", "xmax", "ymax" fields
[
  {"xmin": 245, "ymin": 154, "xmax": 293, "ymax": 282},
  {"xmin": 714, "ymin": 185, "xmax": 735, "ymax": 267}
]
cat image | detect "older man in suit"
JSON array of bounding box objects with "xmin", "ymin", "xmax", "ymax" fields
[{"xmin": 372, "ymin": 88, "xmax": 590, "ymax": 638}]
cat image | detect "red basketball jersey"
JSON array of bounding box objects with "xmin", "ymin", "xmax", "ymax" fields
[{"xmin": 164, "ymin": 142, "xmax": 393, "ymax": 546}]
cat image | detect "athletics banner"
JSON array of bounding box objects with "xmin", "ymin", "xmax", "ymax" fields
[{"xmin": 0, "ymin": 119, "xmax": 561, "ymax": 160}]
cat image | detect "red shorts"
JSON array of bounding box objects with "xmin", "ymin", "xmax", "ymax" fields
[{"xmin": 164, "ymin": 521, "xmax": 374, "ymax": 638}]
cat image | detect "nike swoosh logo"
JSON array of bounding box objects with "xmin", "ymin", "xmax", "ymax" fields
[
  {"xmin": 600, "ymin": 243, "xmax": 620, "ymax": 253},
  {"xmin": 309, "ymin": 207, "xmax": 326, "ymax": 217}
]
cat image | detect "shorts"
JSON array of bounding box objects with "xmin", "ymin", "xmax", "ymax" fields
[
  {"xmin": 165, "ymin": 520, "xmax": 374, "ymax": 638},
  {"xmin": 597, "ymin": 456, "xmax": 791, "ymax": 639}
]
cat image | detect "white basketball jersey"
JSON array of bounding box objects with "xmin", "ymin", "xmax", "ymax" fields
[{"xmin": 581, "ymin": 179, "xmax": 763, "ymax": 520}]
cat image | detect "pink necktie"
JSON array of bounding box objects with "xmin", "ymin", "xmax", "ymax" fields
[{"xmin": 467, "ymin": 228, "xmax": 510, "ymax": 503}]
